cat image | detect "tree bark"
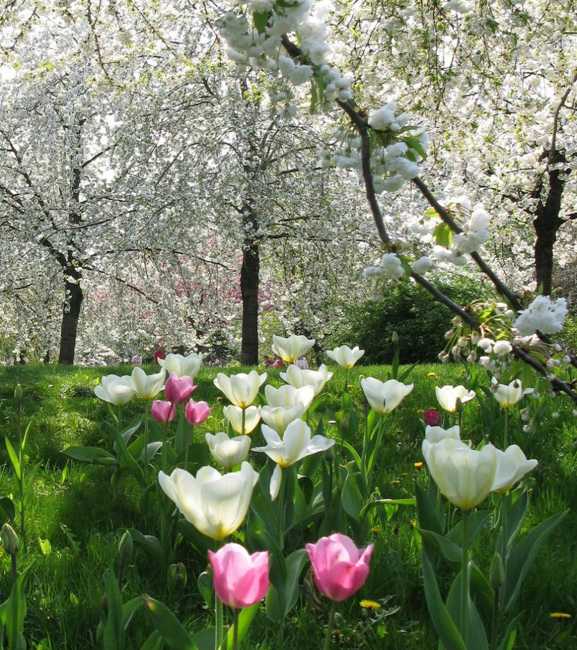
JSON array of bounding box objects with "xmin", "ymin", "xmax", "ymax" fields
[
  {"xmin": 533, "ymin": 150, "xmax": 567, "ymax": 295},
  {"xmin": 240, "ymin": 234, "xmax": 260, "ymax": 365},
  {"xmin": 58, "ymin": 265, "xmax": 83, "ymax": 364}
]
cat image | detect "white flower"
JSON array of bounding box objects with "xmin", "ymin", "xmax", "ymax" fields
[
  {"xmin": 131, "ymin": 367, "xmax": 166, "ymax": 399},
  {"xmin": 159, "ymin": 352, "xmax": 203, "ymax": 379},
  {"xmin": 326, "ymin": 345, "xmax": 365, "ymax": 368},
  {"xmin": 280, "ymin": 364, "xmax": 333, "ymax": 396},
  {"xmin": 253, "ymin": 419, "xmax": 334, "ymax": 499},
  {"xmin": 94, "ymin": 374, "xmax": 136, "ymax": 405},
  {"xmin": 424, "ymin": 425, "xmax": 461, "ymax": 444},
  {"xmin": 361, "ymin": 377, "xmax": 414, "ymax": 414},
  {"xmin": 264, "ymin": 384, "xmax": 315, "ymax": 410},
  {"xmin": 435, "ymin": 385, "xmax": 476, "ymax": 413},
  {"xmin": 514, "ymin": 296, "xmax": 568, "ymax": 336},
  {"xmin": 223, "ymin": 405, "xmax": 261, "ymax": 434},
  {"xmin": 158, "ymin": 462, "xmax": 259, "ymax": 540},
  {"xmin": 214, "ymin": 371, "xmax": 267, "ymax": 407},
  {"xmin": 205, "ymin": 432, "xmax": 251, "ymax": 469},
  {"xmin": 477, "ymin": 338, "xmax": 494, "ymax": 352},
  {"xmin": 380, "ymin": 253, "xmax": 405, "ymax": 280},
  {"xmin": 368, "ymin": 103, "xmax": 397, "ymax": 131},
  {"xmin": 412, "ymin": 256, "xmax": 434, "ymax": 274},
  {"xmin": 272, "ymin": 334, "xmax": 315, "ymax": 363},
  {"xmin": 492, "ymin": 445, "xmax": 538, "ymax": 492},
  {"xmin": 422, "ymin": 438, "xmax": 497, "ymax": 510},
  {"xmin": 493, "ymin": 340, "xmax": 513, "ymax": 356},
  {"xmin": 494, "ymin": 380, "xmax": 523, "ymax": 408},
  {"xmin": 260, "ymin": 404, "xmax": 306, "ymax": 434}
]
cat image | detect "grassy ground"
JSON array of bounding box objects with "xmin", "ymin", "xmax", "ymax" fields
[{"xmin": 0, "ymin": 362, "xmax": 576, "ymax": 648}]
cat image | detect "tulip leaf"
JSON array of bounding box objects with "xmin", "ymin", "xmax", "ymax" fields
[
  {"xmin": 122, "ymin": 596, "xmax": 145, "ymax": 632},
  {"xmin": 469, "ymin": 562, "xmax": 494, "ymax": 620},
  {"xmin": 120, "ymin": 421, "xmax": 142, "ymax": 446},
  {"xmin": 445, "ymin": 565, "xmax": 489, "ymax": 650},
  {"xmin": 420, "ymin": 529, "xmax": 463, "ymax": 563},
  {"xmin": 447, "ymin": 511, "xmax": 489, "ymax": 548},
  {"xmin": 503, "ymin": 510, "xmax": 567, "ymax": 612},
  {"xmin": 266, "ymin": 549, "xmax": 307, "ymax": 622},
  {"xmin": 102, "ymin": 569, "xmax": 125, "ymax": 650},
  {"xmin": 339, "ymin": 440, "xmax": 363, "ymax": 473},
  {"xmin": 496, "ymin": 491, "xmax": 528, "ymax": 556},
  {"xmin": 0, "ymin": 496, "xmax": 15, "ymax": 525},
  {"xmin": 144, "ymin": 595, "xmax": 195, "ymax": 649},
  {"xmin": 129, "ymin": 529, "xmax": 165, "ymax": 566},
  {"xmin": 421, "ymin": 552, "xmax": 466, "ymax": 650},
  {"xmin": 416, "ymin": 482, "xmax": 444, "ymax": 536},
  {"xmin": 5, "ymin": 436, "xmax": 21, "ymax": 480},
  {"xmin": 140, "ymin": 631, "xmax": 164, "ymax": 650},
  {"xmin": 497, "ymin": 616, "xmax": 520, "ymax": 650},
  {"xmin": 62, "ymin": 446, "xmax": 118, "ymax": 466},
  {"xmin": 224, "ymin": 604, "xmax": 259, "ymax": 649},
  {"xmin": 113, "ymin": 428, "xmax": 145, "ymax": 483},
  {"xmin": 341, "ymin": 471, "xmax": 363, "ymax": 521},
  {"xmin": 0, "ymin": 573, "xmax": 27, "ymax": 650},
  {"xmin": 197, "ymin": 571, "xmax": 213, "ymax": 609}
]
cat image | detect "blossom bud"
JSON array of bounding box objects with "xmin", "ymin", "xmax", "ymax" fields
[
  {"xmin": 490, "ymin": 553, "xmax": 505, "ymax": 588},
  {"xmin": 167, "ymin": 562, "xmax": 188, "ymax": 592},
  {"xmin": 13, "ymin": 383, "xmax": 23, "ymax": 403},
  {"xmin": 0, "ymin": 523, "xmax": 19, "ymax": 556}
]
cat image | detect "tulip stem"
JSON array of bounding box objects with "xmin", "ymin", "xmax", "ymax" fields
[
  {"xmin": 241, "ymin": 408, "xmax": 246, "ymax": 436},
  {"xmin": 232, "ymin": 608, "xmax": 240, "ymax": 650},
  {"xmin": 461, "ymin": 510, "xmax": 471, "ymax": 644},
  {"xmin": 215, "ymin": 597, "xmax": 224, "ymax": 650},
  {"xmin": 503, "ymin": 409, "xmax": 509, "ymax": 449},
  {"xmin": 323, "ymin": 603, "xmax": 336, "ymax": 650}
]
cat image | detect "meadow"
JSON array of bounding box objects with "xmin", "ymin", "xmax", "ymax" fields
[{"xmin": 1, "ymin": 361, "xmax": 576, "ymax": 649}]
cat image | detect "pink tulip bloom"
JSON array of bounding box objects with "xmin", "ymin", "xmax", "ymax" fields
[
  {"xmin": 165, "ymin": 373, "xmax": 196, "ymax": 404},
  {"xmin": 423, "ymin": 408, "xmax": 442, "ymax": 426},
  {"xmin": 208, "ymin": 543, "xmax": 269, "ymax": 609},
  {"xmin": 306, "ymin": 533, "xmax": 373, "ymax": 602},
  {"xmin": 185, "ymin": 399, "xmax": 211, "ymax": 425},
  {"xmin": 151, "ymin": 400, "xmax": 176, "ymax": 423}
]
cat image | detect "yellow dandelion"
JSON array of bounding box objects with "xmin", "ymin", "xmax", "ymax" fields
[
  {"xmin": 360, "ymin": 599, "xmax": 381, "ymax": 610},
  {"xmin": 414, "ymin": 461, "xmax": 424, "ymax": 470},
  {"xmin": 426, "ymin": 372, "xmax": 438, "ymax": 379},
  {"xmin": 371, "ymin": 527, "xmax": 382, "ymax": 534},
  {"xmin": 549, "ymin": 612, "xmax": 572, "ymax": 620}
]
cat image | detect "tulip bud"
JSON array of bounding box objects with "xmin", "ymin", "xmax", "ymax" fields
[
  {"xmin": 391, "ymin": 331, "xmax": 399, "ymax": 345},
  {"xmin": 1, "ymin": 523, "xmax": 19, "ymax": 556},
  {"xmin": 490, "ymin": 552, "xmax": 505, "ymax": 588},
  {"xmin": 167, "ymin": 562, "xmax": 188, "ymax": 592},
  {"xmin": 14, "ymin": 383, "xmax": 23, "ymax": 404}
]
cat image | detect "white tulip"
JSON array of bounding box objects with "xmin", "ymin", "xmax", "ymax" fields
[
  {"xmin": 158, "ymin": 462, "xmax": 259, "ymax": 540},
  {"xmin": 360, "ymin": 377, "xmax": 414, "ymax": 414},
  {"xmin": 205, "ymin": 432, "xmax": 251, "ymax": 469},
  {"xmin": 422, "ymin": 438, "xmax": 497, "ymax": 510},
  {"xmin": 326, "ymin": 345, "xmax": 365, "ymax": 368},
  {"xmin": 94, "ymin": 374, "xmax": 136, "ymax": 405},
  {"xmin": 494, "ymin": 380, "xmax": 523, "ymax": 408},
  {"xmin": 492, "ymin": 445, "xmax": 538, "ymax": 493},
  {"xmin": 435, "ymin": 385, "xmax": 476, "ymax": 412},
  {"xmin": 253, "ymin": 419, "xmax": 335, "ymax": 468},
  {"xmin": 253, "ymin": 419, "xmax": 335, "ymax": 500},
  {"xmin": 214, "ymin": 371, "xmax": 267, "ymax": 408},
  {"xmin": 280, "ymin": 364, "xmax": 333, "ymax": 396},
  {"xmin": 223, "ymin": 405, "xmax": 261, "ymax": 434},
  {"xmin": 159, "ymin": 352, "xmax": 203, "ymax": 379},
  {"xmin": 261, "ymin": 404, "xmax": 306, "ymax": 434},
  {"xmin": 264, "ymin": 384, "xmax": 315, "ymax": 410},
  {"xmin": 425, "ymin": 425, "xmax": 461, "ymax": 444},
  {"xmin": 272, "ymin": 334, "xmax": 315, "ymax": 363},
  {"xmin": 131, "ymin": 367, "xmax": 166, "ymax": 399}
]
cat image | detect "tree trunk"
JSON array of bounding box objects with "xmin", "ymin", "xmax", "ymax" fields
[
  {"xmin": 58, "ymin": 267, "xmax": 83, "ymax": 364},
  {"xmin": 533, "ymin": 151, "xmax": 567, "ymax": 295},
  {"xmin": 240, "ymin": 235, "xmax": 260, "ymax": 365}
]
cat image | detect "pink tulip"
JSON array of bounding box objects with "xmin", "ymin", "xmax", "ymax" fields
[
  {"xmin": 185, "ymin": 399, "xmax": 211, "ymax": 425},
  {"xmin": 165, "ymin": 373, "xmax": 196, "ymax": 404},
  {"xmin": 151, "ymin": 400, "xmax": 176, "ymax": 423},
  {"xmin": 208, "ymin": 543, "xmax": 269, "ymax": 609},
  {"xmin": 423, "ymin": 408, "xmax": 442, "ymax": 426},
  {"xmin": 306, "ymin": 533, "xmax": 373, "ymax": 602}
]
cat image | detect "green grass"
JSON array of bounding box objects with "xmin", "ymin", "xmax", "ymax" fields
[{"xmin": 1, "ymin": 362, "xmax": 576, "ymax": 648}]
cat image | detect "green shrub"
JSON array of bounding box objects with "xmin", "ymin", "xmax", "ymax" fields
[{"xmin": 329, "ymin": 275, "xmax": 493, "ymax": 364}]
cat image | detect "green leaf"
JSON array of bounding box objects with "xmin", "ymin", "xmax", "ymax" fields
[
  {"xmin": 469, "ymin": 562, "xmax": 494, "ymax": 619},
  {"xmin": 403, "ymin": 135, "xmax": 427, "ymax": 160},
  {"xmin": 496, "ymin": 491, "xmax": 528, "ymax": 556},
  {"xmin": 253, "ymin": 10, "xmax": 271, "ymax": 33},
  {"xmin": 341, "ymin": 472, "xmax": 363, "ymax": 521},
  {"xmin": 420, "ymin": 529, "xmax": 463, "ymax": 563},
  {"xmin": 140, "ymin": 631, "xmax": 164, "ymax": 650},
  {"xmin": 266, "ymin": 549, "xmax": 307, "ymax": 622},
  {"xmin": 421, "ymin": 552, "xmax": 466, "ymax": 650},
  {"xmin": 102, "ymin": 569, "xmax": 125, "ymax": 650},
  {"xmin": 120, "ymin": 421, "xmax": 142, "ymax": 446},
  {"xmin": 5, "ymin": 436, "xmax": 21, "ymax": 480},
  {"xmin": 129, "ymin": 529, "xmax": 164, "ymax": 566},
  {"xmin": 224, "ymin": 604, "xmax": 259, "ymax": 649},
  {"xmin": 503, "ymin": 510, "xmax": 567, "ymax": 611},
  {"xmin": 434, "ymin": 222, "xmax": 454, "ymax": 248},
  {"xmin": 197, "ymin": 571, "xmax": 213, "ymax": 609},
  {"xmin": 416, "ymin": 482, "xmax": 444, "ymax": 536},
  {"xmin": 447, "ymin": 511, "xmax": 489, "ymax": 548},
  {"xmin": 113, "ymin": 428, "xmax": 145, "ymax": 484},
  {"xmin": 0, "ymin": 496, "xmax": 16, "ymax": 525},
  {"xmin": 144, "ymin": 595, "xmax": 195, "ymax": 649},
  {"xmin": 445, "ymin": 565, "xmax": 489, "ymax": 650},
  {"xmin": 62, "ymin": 446, "xmax": 118, "ymax": 466},
  {"xmin": 2, "ymin": 574, "xmax": 27, "ymax": 650},
  {"xmin": 122, "ymin": 596, "xmax": 144, "ymax": 631}
]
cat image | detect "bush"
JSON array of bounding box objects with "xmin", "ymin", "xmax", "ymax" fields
[{"xmin": 329, "ymin": 275, "xmax": 493, "ymax": 364}]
